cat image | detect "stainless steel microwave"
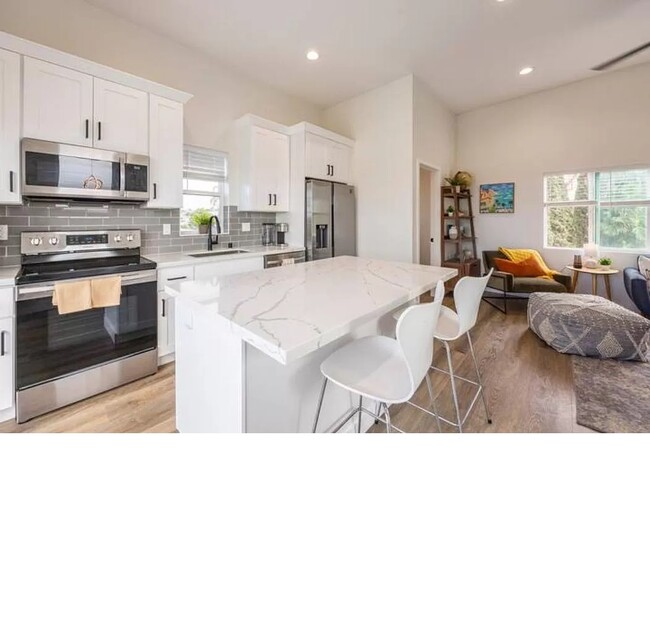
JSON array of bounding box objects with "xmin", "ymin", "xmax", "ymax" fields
[{"xmin": 22, "ymin": 139, "xmax": 150, "ymax": 202}]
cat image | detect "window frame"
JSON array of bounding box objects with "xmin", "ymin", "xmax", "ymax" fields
[
  {"xmin": 543, "ymin": 166, "xmax": 650, "ymax": 252},
  {"xmin": 181, "ymin": 145, "xmax": 229, "ymax": 237}
]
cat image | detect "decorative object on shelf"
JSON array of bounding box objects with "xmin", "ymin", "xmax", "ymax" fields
[
  {"xmin": 573, "ymin": 255, "xmax": 583, "ymax": 269},
  {"xmin": 583, "ymin": 242, "xmax": 599, "ymax": 261},
  {"xmin": 441, "ymin": 186, "xmax": 480, "ymax": 289},
  {"xmin": 479, "ymin": 182, "xmax": 515, "ymax": 213},
  {"xmin": 190, "ymin": 209, "xmax": 213, "ymax": 234},
  {"xmin": 445, "ymin": 170, "xmax": 473, "ymax": 193}
]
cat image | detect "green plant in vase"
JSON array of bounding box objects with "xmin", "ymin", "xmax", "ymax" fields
[
  {"xmin": 599, "ymin": 257, "xmax": 613, "ymax": 268},
  {"xmin": 190, "ymin": 209, "xmax": 213, "ymax": 234}
]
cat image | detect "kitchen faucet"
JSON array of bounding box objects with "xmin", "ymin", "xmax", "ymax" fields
[{"xmin": 207, "ymin": 215, "xmax": 222, "ymax": 251}]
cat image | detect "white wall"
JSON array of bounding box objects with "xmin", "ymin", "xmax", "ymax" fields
[
  {"xmin": 322, "ymin": 75, "xmax": 456, "ymax": 264},
  {"xmin": 457, "ymin": 62, "xmax": 650, "ymax": 307},
  {"xmin": 0, "ymin": 0, "xmax": 321, "ymax": 151},
  {"xmin": 413, "ymin": 78, "xmax": 456, "ymax": 265},
  {"xmin": 322, "ymin": 75, "xmax": 414, "ymax": 262}
]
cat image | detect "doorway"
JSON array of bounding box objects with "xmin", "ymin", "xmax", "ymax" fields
[{"xmin": 416, "ymin": 162, "xmax": 440, "ymax": 266}]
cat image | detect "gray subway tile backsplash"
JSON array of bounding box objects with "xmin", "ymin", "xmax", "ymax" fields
[{"xmin": 0, "ymin": 204, "xmax": 276, "ymax": 267}]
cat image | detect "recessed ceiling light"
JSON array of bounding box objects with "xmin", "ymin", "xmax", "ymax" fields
[
  {"xmin": 306, "ymin": 50, "xmax": 320, "ymax": 61},
  {"xmin": 519, "ymin": 66, "xmax": 534, "ymax": 75}
]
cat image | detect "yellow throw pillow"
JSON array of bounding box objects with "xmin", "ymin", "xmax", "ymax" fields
[{"xmin": 498, "ymin": 247, "xmax": 558, "ymax": 278}]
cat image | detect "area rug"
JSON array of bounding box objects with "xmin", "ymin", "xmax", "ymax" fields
[{"xmin": 573, "ymin": 356, "xmax": 650, "ymax": 433}]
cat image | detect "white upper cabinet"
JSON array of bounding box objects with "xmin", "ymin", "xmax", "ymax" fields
[
  {"xmin": 233, "ymin": 117, "xmax": 290, "ymax": 213},
  {"xmin": 23, "ymin": 57, "xmax": 94, "ymax": 147},
  {"xmin": 0, "ymin": 49, "xmax": 21, "ymax": 204},
  {"xmin": 147, "ymin": 95, "xmax": 183, "ymax": 209},
  {"xmin": 93, "ymin": 78, "xmax": 149, "ymax": 154},
  {"xmin": 306, "ymin": 132, "xmax": 352, "ymax": 184}
]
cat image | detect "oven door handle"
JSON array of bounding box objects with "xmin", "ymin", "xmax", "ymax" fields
[{"xmin": 16, "ymin": 271, "xmax": 158, "ymax": 301}]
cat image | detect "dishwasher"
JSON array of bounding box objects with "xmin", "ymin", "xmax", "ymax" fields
[{"xmin": 263, "ymin": 250, "xmax": 306, "ymax": 269}]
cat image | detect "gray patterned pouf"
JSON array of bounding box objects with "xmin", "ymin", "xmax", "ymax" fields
[{"xmin": 528, "ymin": 293, "xmax": 650, "ymax": 362}]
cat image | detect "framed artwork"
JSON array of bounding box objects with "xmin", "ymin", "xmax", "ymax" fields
[{"xmin": 480, "ymin": 182, "xmax": 515, "ymax": 213}]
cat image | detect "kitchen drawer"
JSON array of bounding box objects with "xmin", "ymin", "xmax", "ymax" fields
[
  {"xmin": 157, "ymin": 266, "xmax": 194, "ymax": 291},
  {"xmin": 194, "ymin": 257, "xmax": 264, "ymax": 281},
  {"xmin": 0, "ymin": 287, "xmax": 14, "ymax": 318}
]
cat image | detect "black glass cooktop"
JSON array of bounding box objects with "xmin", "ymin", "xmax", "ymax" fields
[{"xmin": 16, "ymin": 255, "xmax": 156, "ymax": 285}]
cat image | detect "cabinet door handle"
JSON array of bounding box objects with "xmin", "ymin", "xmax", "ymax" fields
[
  {"xmin": 167, "ymin": 276, "xmax": 186, "ymax": 282},
  {"xmin": 85, "ymin": 119, "xmax": 89, "ymax": 139},
  {"xmin": 273, "ymin": 194, "xmax": 277, "ymax": 206},
  {"xmin": 331, "ymin": 165, "xmax": 334, "ymax": 177},
  {"xmin": 97, "ymin": 121, "xmax": 102, "ymax": 141},
  {"xmin": 268, "ymin": 193, "xmax": 272, "ymax": 206},
  {"xmin": 161, "ymin": 298, "xmax": 166, "ymax": 318},
  {"xmin": 0, "ymin": 331, "xmax": 6, "ymax": 357},
  {"xmin": 327, "ymin": 164, "xmax": 331, "ymax": 176},
  {"xmin": 153, "ymin": 182, "xmax": 157, "ymax": 200},
  {"xmin": 9, "ymin": 171, "xmax": 14, "ymax": 193}
]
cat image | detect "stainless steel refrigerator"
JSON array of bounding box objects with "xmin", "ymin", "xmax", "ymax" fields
[{"xmin": 305, "ymin": 179, "xmax": 356, "ymax": 261}]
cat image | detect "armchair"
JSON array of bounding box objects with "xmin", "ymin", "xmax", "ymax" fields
[
  {"xmin": 482, "ymin": 250, "xmax": 571, "ymax": 314},
  {"xmin": 624, "ymin": 257, "xmax": 650, "ymax": 317}
]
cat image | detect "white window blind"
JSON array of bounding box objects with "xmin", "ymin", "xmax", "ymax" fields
[
  {"xmin": 544, "ymin": 167, "xmax": 650, "ymax": 250},
  {"xmin": 181, "ymin": 145, "xmax": 229, "ymax": 235}
]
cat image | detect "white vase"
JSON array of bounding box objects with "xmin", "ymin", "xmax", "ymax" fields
[{"xmin": 449, "ymin": 226, "xmax": 459, "ymax": 240}]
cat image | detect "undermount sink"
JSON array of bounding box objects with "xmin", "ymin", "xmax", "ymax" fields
[{"xmin": 188, "ymin": 250, "xmax": 250, "ymax": 258}]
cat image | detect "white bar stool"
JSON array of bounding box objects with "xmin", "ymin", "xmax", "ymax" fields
[
  {"xmin": 431, "ymin": 269, "xmax": 493, "ymax": 432},
  {"xmin": 312, "ymin": 281, "xmax": 445, "ymax": 433}
]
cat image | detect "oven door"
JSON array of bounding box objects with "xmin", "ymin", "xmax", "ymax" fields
[
  {"xmin": 15, "ymin": 271, "xmax": 157, "ymax": 391},
  {"xmin": 22, "ymin": 139, "xmax": 124, "ymax": 200}
]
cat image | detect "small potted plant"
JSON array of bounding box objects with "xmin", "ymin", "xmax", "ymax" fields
[
  {"xmin": 599, "ymin": 257, "xmax": 613, "ymax": 269},
  {"xmin": 445, "ymin": 171, "xmax": 473, "ymax": 194},
  {"xmin": 190, "ymin": 209, "xmax": 213, "ymax": 234},
  {"xmin": 446, "ymin": 204, "xmax": 455, "ymax": 217}
]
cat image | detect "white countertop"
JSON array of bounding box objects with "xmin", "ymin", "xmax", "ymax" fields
[
  {"xmin": 167, "ymin": 256, "xmax": 457, "ymax": 365},
  {"xmin": 145, "ymin": 245, "xmax": 305, "ymax": 269},
  {"xmin": 0, "ymin": 266, "xmax": 19, "ymax": 286}
]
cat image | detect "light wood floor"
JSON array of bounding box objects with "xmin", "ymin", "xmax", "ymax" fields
[{"xmin": 0, "ymin": 299, "xmax": 591, "ymax": 433}]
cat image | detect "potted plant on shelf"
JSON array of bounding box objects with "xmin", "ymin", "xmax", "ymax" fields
[
  {"xmin": 190, "ymin": 209, "xmax": 213, "ymax": 234},
  {"xmin": 445, "ymin": 171, "xmax": 473, "ymax": 194}
]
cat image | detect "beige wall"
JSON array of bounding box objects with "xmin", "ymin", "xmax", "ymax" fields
[
  {"xmin": 457, "ymin": 62, "xmax": 650, "ymax": 307},
  {"xmin": 0, "ymin": 0, "xmax": 322, "ymax": 151}
]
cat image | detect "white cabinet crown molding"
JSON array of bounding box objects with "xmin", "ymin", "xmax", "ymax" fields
[
  {"xmin": 0, "ymin": 30, "xmax": 192, "ymax": 104},
  {"xmin": 288, "ymin": 121, "xmax": 355, "ymax": 148},
  {"xmin": 235, "ymin": 114, "xmax": 290, "ymax": 135}
]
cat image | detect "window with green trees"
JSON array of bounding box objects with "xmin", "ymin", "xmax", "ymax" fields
[{"xmin": 544, "ymin": 168, "xmax": 650, "ymax": 250}]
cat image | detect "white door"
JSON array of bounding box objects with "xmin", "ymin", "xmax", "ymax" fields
[
  {"xmin": 0, "ymin": 49, "xmax": 21, "ymax": 204},
  {"xmin": 305, "ymin": 132, "xmax": 330, "ymax": 181},
  {"xmin": 0, "ymin": 317, "xmax": 13, "ymax": 412},
  {"xmin": 157, "ymin": 291, "xmax": 174, "ymax": 358},
  {"xmin": 329, "ymin": 141, "xmax": 351, "ymax": 184},
  {"xmin": 93, "ymin": 78, "xmax": 149, "ymax": 154},
  {"xmin": 23, "ymin": 57, "xmax": 93, "ymax": 146},
  {"xmin": 148, "ymin": 95, "xmax": 183, "ymax": 209},
  {"xmin": 251, "ymin": 127, "xmax": 288, "ymax": 211},
  {"xmin": 266, "ymin": 131, "xmax": 290, "ymax": 212}
]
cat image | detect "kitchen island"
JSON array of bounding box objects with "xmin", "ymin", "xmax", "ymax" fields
[{"xmin": 167, "ymin": 256, "xmax": 456, "ymax": 433}]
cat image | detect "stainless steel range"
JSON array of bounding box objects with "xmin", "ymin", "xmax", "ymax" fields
[{"xmin": 15, "ymin": 230, "xmax": 158, "ymax": 423}]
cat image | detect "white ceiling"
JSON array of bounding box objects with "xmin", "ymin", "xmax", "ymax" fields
[{"xmin": 85, "ymin": 0, "xmax": 650, "ymax": 113}]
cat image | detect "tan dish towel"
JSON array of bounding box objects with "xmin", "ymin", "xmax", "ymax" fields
[
  {"xmin": 52, "ymin": 280, "xmax": 93, "ymax": 315},
  {"xmin": 91, "ymin": 276, "xmax": 122, "ymax": 308}
]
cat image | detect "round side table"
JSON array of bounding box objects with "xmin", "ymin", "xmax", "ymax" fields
[{"xmin": 566, "ymin": 266, "xmax": 619, "ymax": 300}]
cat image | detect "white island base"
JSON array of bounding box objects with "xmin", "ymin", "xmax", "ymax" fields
[{"xmin": 169, "ymin": 257, "xmax": 456, "ymax": 433}]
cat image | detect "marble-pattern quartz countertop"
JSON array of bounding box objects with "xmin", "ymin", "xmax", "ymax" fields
[
  {"xmin": 167, "ymin": 256, "xmax": 457, "ymax": 364},
  {"xmin": 0, "ymin": 266, "xmax": 19, "ymax": 286},
  {"xmin": 145, "ymin": 245, "xmax": 305, "ymax": 269}
]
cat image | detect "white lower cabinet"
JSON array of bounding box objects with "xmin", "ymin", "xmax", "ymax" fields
[
  {"xmin": 0, "ymin": 286, "xmax": 15, "ymax": 418},
  {"xmin": 157, "ymin": 257, "xmax": 264, "ymax": 362}
]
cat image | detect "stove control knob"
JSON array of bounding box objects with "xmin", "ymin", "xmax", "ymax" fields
[
  {"xmin": 126, "ymin": 233, "xmax": 134, "ymax": 243},
  {"xmin": 49, "ymin": 237, "xmax": 59, "ymax": 246},
  {"xmin": 114, "ymin": 235, "xmax": 122, "ymax": 243},
  {"xmin": 30, "ymin": 238, "xmax": 42, "ymax": 246}
]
